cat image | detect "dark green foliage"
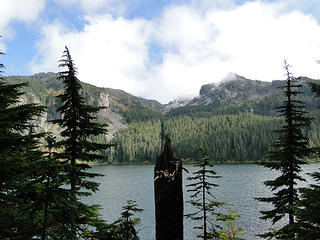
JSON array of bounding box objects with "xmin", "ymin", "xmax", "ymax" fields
[
  {"xmin": 114, "ymin": 111, "xmax": 320, "ymax": 164},
  {"xmin": 93, "ymin": 200, "xmax": 143, "ymax": 240},
  {"xmin": 4, "ymin": 71, "xmax": 320, "ymax": 165},
  {"xmin": 117, "ymin": 200, "xmax": 143, "ymax": 240},
  {"xmin": 113, "ymin": 76, "xmax": 320, "ymax": 164},
  {"xmin": 256, "ymin": 61, "xmax": 312, "ymax": 239},
  {"xmin": 166, "ymin": 102, "xmax": 253, "ymax": 118},
  {"xmin": 50, "ymin": 46, "xmax": 113, "ymax": 238},
  {"xmin": 10, "ymin": 130, "xmax": 86, "ymax": 240},
  {"xmin": 292, "ymin": 81, "xmax": 320, "ymax": 240},
  {"xmin": 0, "ymin": 49, "xmax": 47, "ymax": 239},
  {"xmin": 186, "ymin": 146, "xmax": 227, "ymax": 239},
  {"xmin": 35, "ymin": 134, "xmax": 86, "ymax": 240},
  {"xmin": 13, "ymin": 127, "xmax": 47, "ymax": 238},
  {"xmin": 115, "ymin": 113, "xmax": 281, "ymax": 164},
  {"xmin": 123, "ymin": 106, "xmax": 164, "ymax": 123},
  {"xmin": 1, "ymin": 127, "xmax": 46, "ymax": 239},
  {"xmin": 114, "ymin": 119, "xmax": 162, "ymax": 164},
  {"xmin": 52, "ymin": 46, "xmax": 112, "ymax": 188},
  {"xmin": 295, "ymin": 172, "xmax": 320, "ymax": 240}
]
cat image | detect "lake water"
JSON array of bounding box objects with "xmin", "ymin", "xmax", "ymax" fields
[{"xmin": 86, "ymin": 163, "xmax": 320, "ymax": 240}]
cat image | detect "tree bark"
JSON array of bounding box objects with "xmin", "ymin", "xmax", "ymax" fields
[{"xmin": 154, "ymin": 136, "xmax": 183, "ymax": 240}]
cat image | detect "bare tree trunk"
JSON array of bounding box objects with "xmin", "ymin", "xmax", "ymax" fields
[{"xmin": 154, "ymin": 136, "xmax": 183, "ymax": 240}]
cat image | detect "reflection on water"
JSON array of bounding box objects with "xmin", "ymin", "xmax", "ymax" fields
[{"xmin": 85, "ymin": 163, "xmax": 320, "ymax": 240}]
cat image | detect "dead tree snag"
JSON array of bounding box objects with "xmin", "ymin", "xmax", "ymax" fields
[{"xmin": 154, "ymin": 136, "xmax": 183, "ymax": 240}]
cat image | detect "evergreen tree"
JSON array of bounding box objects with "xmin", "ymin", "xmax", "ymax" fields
[
  {"xmin": 13, "ymin": 126, "xmax": 47, "ymax": 238},
  {"xmin": 218, "ymin": 210, "xmax": 244, "ymax": 240},
  {"xmin": 256, "ymin": 60, "xmax": 311, "ymax": 239},
  {"xmin": 34, "ymin": 134, "xmax": 77, "ymax": 240},
  {"xmin": 117, "ymin": 200, "xmax": 143, "ymax": 240},
  {"xmin": 93, "ymin": 200, "xmax": 143, "ymax": 240},
  {"xmin": 0, "ymin": 48, "xmax": 46, "ymax": 239},
  {"xmin": 294, "ymin": 172, "xmax": 320, "ymax": 240},
  {"xmin": 51, "ymin": 46, "xmax": 113, "ymax": 238},
  {"xmin": 186, "ymin": 145, "xmax": 227, "ymax": 239},
  {"xmin": 292, "ymin": 82, "xmax": 320, "ymax": 240},
  {"xmin": 52, "ymin": 46, "xmax": 111, "ymax": 190}
]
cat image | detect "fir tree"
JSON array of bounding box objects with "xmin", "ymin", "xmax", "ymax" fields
[
  {"xmin": 35, "ymin": 134, "xmax": 74, "ymax": 240},
  {"xmin": 294, "ymin": 172, "xmax": 320, "ymax": 240},
  {"xmin": 93, "ymin": 200, "xmax": 143, "ymax": 240},
  {"xmin": 117, "ymin": 200, "xmax": 143, "ymax": 240},
  {"xmin": 0, "ymin": 48, "xmax": 46, "ymax": 239},
  {"xmin": 52, "ymin": 46, "xmax": 111, "ymax": 191},
  {"xmin": 186, "ymin": 145, "xmax": 226, "ymax": 239},
  {"xmin": 50, "ymin": 46, "xmax": 113, "ymax": 238},
  {"xmin": 13, "ymin": 126, "xmax": 47, "ymax": 238},
  {"xmin": 256, "ymin": 60, "xmax": 311, "ymax": 239},
  {"xmin": 292, "ymin": 81, "xmax": 320, "ymax": 240}
]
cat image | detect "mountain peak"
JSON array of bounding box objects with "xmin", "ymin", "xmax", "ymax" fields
[
  {"xmin": 187, "ymin": 74, "xmax": 281, "ymax": 106},
  {"xmin": 199, "ymin": 73, "xmax": 246, "ymax": 96},
  {"xmin": 221, "ymin": 72, "xmax": 240, "ymax": 83}
]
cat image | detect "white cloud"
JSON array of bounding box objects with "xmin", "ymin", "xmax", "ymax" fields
[
  {"xmin": 210, "ymin": 1, "xmax": 320, "ymax": 80},
  {"xmin": 149, "ymin": 1, "xmax": 320, "ymax": 101},
  {"xmin": 0, "ymin": 0, "xmax": 45, "ymax": 38},
  {"xmin": 31, "ymin": 15, "xmax": 152, "ymax": 96},
  {"xmin": 31, "ymin": 0, "xmax": 320, "ymax": 103}
]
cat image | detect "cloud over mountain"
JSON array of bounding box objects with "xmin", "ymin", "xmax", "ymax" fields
[{"xmin": 29, "ymin": 0, "xmax": 320, "ymax": 103}]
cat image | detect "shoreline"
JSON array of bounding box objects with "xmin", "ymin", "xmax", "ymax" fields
[{"xmin": 86, "ymin": 158, "xmax": 320, "ymax": 166}]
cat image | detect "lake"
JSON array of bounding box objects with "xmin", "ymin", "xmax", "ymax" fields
[{"xmin": 86, "ymin": 163, "xmax": 320, "ymax": 240}]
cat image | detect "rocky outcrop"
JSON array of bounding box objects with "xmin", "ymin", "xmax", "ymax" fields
[
  {"xmin": 164, "ymin": 73, "xmax": 282, "ymax": 111},
  {"xmin": 15, "ymin": 85, "xmax": 127, "ymax": 141},
  {"xmin": 18, "ymin": 93, "xmax": 48, "ymax": 131},
  {"xmin": 163, "ymin": 98, "xmax": 191, "ymax": 112},
  {"xmin": 96, "ymin": 92, "xmax": 127, "ymax": 141},
  {"xmin": 98, "ymin": 93, "xmax": 110, "ymax": 108},
  {"xmin": 199, "ymin": 83, "xmax": 216, "ymax": 96},
  {"xmin": 99, "ymin": 108, "xmax": 127, "ymax": 141}
]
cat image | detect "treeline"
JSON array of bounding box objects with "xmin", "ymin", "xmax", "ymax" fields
[
  {"xmin": 5, "ymin": 70, "xmax": 320, "ymax": 166},
  {"xmin": 113, "ymin": 77, "xmax": 320, "ymax": 164},
  {"xmin": 114, "ymin": 119, "xmax": 162, "ymax": 164},
  {"xmin": 123, "ymin": 106, "xmax": 164, "ymax": 123},
  {"xmin": 113, "ymin": 112, "xmax": 320, "ymax": 164}
]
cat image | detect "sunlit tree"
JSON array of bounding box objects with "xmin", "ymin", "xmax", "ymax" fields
[{"xmin": 186, "ymin": 145, "xmax": 227, "ymax": 239}]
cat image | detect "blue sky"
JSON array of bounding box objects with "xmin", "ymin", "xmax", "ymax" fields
[{"xmin": 1, "ymin": 0, "xmax": 320, "ymax": 103}]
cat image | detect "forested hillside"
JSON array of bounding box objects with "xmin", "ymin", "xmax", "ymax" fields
[
  {"xmin": 5, "ymin": 73, "xmax": 162, "ymax": 141},
  {"xmin": 5, "ymin": 73, "xmax": 320, "ymax": 164},
  {"xmin": 115, "ymin": 112, "xmax": 320, "ymax": 164},
  {"xmin": 114, "ymin": 75, "xmax": 320, "ymax": 164}
]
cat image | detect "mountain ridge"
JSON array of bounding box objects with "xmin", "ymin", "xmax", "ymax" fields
[
  {"xmin": 8, "ymin": 72, "xmax": 318, "ymax": 113},
  {"xmin": 5, "ymin": 72, "xmax": 320, "ymax": 164},
  {"xmin": 5, "ymin": 72, "xmax": 163, "ymax": 141}
]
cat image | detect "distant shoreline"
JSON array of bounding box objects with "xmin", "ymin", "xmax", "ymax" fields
[{"xmin": 87, "ymin": 158, "xmax": 320, "ymax": 166}]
